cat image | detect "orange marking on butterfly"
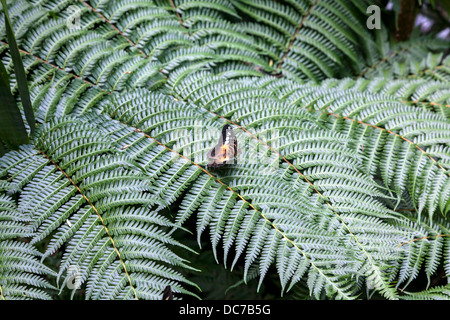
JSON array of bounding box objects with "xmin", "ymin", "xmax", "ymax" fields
[{"xmin": 206, "ymin": 125, "xmax": 238, "ymax": 168}]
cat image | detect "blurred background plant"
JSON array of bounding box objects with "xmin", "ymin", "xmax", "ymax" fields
[{"xmin": 384, "ymin": 0, "xmax": 450, "ymax": 41}]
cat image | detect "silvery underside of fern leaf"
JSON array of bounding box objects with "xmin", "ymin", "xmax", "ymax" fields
[{"xmin": 0, "ymin": 0, "xmax": 449, "ymax": 300}]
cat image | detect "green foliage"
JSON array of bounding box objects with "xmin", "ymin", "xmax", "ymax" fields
[
  {"xmin": 0, "ymin": 0, "xmax": 35, "ymax": 137},
  {"xmin": 0, "ymin": 0, "xmax": 34, "ymax": 153},
  {"xmin": 0, "ymin": 0, "xmax": 449, "ymax": 300},
  {"xmin": 0, "ymin": 58, "xmax": 28, "ymax": 153}
]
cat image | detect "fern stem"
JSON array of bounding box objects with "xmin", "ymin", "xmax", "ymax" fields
[
  {"xmin": 357, "ymin": 48, "xmax": 407, "ymax": 79},
  {"xmin": 78, "ymin": 0, "xmax": 148, "ymax": 58},
  {"xmin": 277, "ymin": 0, "xmax": 319, "ymax": 70},
  {"xmin": 79, "ymin": 0, "xmax": 183, "ymax": 78},
  {"xmin": 327, "ymin": 111, "xmax": 449, "ymax": 173},
  {"xmin": 406, "ymin": 64, "xmax": 447, "ymax": 80},
  {"xmin": 398, "ymin": 234, "xmax": 450, "ymax": 247},
  {"xmin": 0, "ymin": 40, "xmax": 98, "ymax": 89},
  {"xmin": 37, "ymin": 148, "xmax": 139, "ymax": 300},
  {"xmin": 402, "ymin": 99, "xmax": 450, "ymax": 110},
  {"xmin": 169, "ymin": 0, "xmax": 186, "ymax": 28}
]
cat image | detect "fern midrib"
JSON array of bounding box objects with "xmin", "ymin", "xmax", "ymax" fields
[
  {"xmin": 327, "ymin": 111, "xmax": 449, "ymax": 174},
  {"xmin": 79, "ymin": 0, "xmax": 149, "ymax": 58},
  {"xmin": 405, "ymin": 100, "xmax": 450, "ymax": 110},
  {"xmin": 357, "ymin": 47, "xmax": 408, "ymax": 79},
  {"xmin": 169, "ymin": 0, "xmax": 186, "ymax": 28},
  {"xmin": 277, "ymin": 0, "xmax": 319, "ymax": 70},
  {"xmin": 408, "ymin": 64, "xmax": 448, "ymax": 80},
  {"xmin": 81, "ymin": 0, "xmax": 269, "ymax": 78},
  {"xmin": 36, "ymin": 148, "xmax": 139, "ymax": 300},
  {"xmin": 0, "ymin": 40, "xmax": 97, "ymax": 89}
]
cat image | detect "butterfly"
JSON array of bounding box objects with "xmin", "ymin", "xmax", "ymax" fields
[
  {"xmin": 207, "ymin": 124, "xmax": 238, "ymax": 169},
  {"xmin": 162, "ymin": 285, "xmax": 173, "ymax": 300}
]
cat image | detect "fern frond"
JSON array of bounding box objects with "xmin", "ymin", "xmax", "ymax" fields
[{"xmin": 0, "ymin": 193, "xmax": 55, "ymax": 300}]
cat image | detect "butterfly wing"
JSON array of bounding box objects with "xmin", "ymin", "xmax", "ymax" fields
[
  {"xmin": 206, "ymin": 144, "xmax": 216, "ymax": 159},
  {"xmin": 207, "ymin": 125, "xmax": 238, "ymax": 168},
  {"xmin": 162, "ymin": 285, "xmax": 173, "ymax": 300}
]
